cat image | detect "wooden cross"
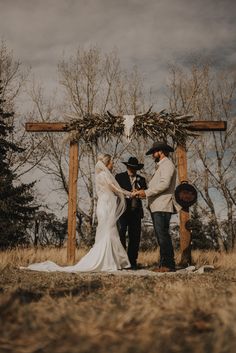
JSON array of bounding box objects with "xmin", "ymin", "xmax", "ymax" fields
[{"xmin": 25, "ymin": 120, "xmax": 226, "ymax": 265}]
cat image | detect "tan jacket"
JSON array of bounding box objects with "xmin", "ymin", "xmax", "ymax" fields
[{"xmin": 145, "ymin": 157, "xmax": 181, "ymax": 213}]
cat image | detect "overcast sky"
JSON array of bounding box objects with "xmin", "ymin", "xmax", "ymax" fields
[
  {"xmin": 1, "ymin": 0, "xmax": 234, "ymax": 216},
  {"xmin": 0, "ymin": 0, "xmax": 235, "ymax": 108}
]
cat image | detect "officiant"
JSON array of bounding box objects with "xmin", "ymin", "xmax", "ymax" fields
[{"xmin": 115, "ymin": 157, "xmax": 147, "ymax": 269}]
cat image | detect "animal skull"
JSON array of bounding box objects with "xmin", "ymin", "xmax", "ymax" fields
[
  {"xmin": 123, "ymin": 115, "xmax": 135, "ymax": 142},
  {"xmin": 107, "ymin": 107, "xmax": 152, "ymax": 142}
]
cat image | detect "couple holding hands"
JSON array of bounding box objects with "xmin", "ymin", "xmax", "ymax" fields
[{"xmin": 23, "ymin": 141, "xmax": 180, "ymax": 274}]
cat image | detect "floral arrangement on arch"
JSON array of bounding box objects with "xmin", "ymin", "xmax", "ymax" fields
[{"xmin": 64, "ymin": 107, "xmax": 197, "ymax": 144}]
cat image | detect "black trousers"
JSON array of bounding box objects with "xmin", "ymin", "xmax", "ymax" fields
[
  {"xmin": 151, "ymin": 211, "xmax": 175, "ymax": 270},
  {"xmin": 117, "ymin": 208, "xmax": 142, "ymax": 266}
]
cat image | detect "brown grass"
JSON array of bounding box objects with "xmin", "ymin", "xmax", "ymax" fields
[
  {"xmin": 0, "ymin": 248, "xmax": 235, "ymax": 353},
  {"xmin": 1, "ymin": 247, "xmax": 235, "ymax": 270}
]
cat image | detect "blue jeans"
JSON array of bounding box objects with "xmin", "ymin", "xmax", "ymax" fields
[{"xmin": 151, "ymin": 212, "xmax": 175, "ymax": 269}]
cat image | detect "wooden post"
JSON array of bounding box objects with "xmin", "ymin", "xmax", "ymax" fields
[
  {"xmin": 176, "ymin": 143, "xmax": 192, "ymax": 266},
  {"xmin": 67, "ymin": 141, "xmax": 79, "ymax": 264}
]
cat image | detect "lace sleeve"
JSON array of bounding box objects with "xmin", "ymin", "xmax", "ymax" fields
[
  {"xmin": 95, "ymin": 161, "xmax": 132, "ymax": 198},
  {"xmin": 95, "ymin": 161, "xmax": 127, "ymax": 221},
  {"xmin": 109, "ymin": 181, "xmax": 131, "ymax": 197},
  {"xmin": 98, "ymin": 170, "xmax": 131, "ymax": 197}
]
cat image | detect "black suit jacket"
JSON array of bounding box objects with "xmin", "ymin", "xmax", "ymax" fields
[{"xmin": 115, "ymin": 171, "xmax": 147, "ymax": 216}]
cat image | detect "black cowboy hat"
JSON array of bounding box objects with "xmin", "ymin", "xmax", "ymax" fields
[
  {"xmin": 122, "ymin": 157, "xmax": 144, "ymax": 170},
  {"xmin": 146, "ymin": 141, "xmax": 174, "ymax": 155}
]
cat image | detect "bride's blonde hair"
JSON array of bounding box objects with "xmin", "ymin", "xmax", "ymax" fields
[{"xmin": 97, "ymin": 153, "xmax": 112, "ymax": 167}]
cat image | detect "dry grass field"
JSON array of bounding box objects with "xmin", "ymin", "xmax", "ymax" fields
[{"xmin": 0, "ymin": 248, "xmax": 235, "ymax": 353}]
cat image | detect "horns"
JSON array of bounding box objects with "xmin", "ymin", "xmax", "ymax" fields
[
  {"xmin": 107, "ymin": 106, "xmax": 152, "ymax": 119},
  {"xmin": 107, "ymin": 111, "xmax": 119, "ymax": 118},
  {"xmin": 135, "ymin": 106, "xmax": 153, "ymax": 117}
]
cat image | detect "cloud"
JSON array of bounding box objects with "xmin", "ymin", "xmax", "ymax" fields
[
  {"xmin": 0, "ymin": 0, "xmax": 235, "ymax": 103},
  {"xmin": 1, "ymin": 0, "xmax": 234, "ymax": 214}
]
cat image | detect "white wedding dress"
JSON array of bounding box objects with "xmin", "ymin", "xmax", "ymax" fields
[{"xmin": 22, "ymin": 161, "xmax": 131, "ymax": 273}]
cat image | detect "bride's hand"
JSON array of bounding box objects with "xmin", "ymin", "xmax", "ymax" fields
[
  {"xmin": 131, "ymin": 190, "xmax": 139, "ymax": 198},
  {"xmin": 130, "ymin": 190, "xmax": 136, "ymax": 198}
]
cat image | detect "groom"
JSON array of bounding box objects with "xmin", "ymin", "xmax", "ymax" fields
[
  {"xmin": 116, "ymin": 157, "xmax": 147, "ymax": 270},
  {"xmin": 135, "ymin": 142, "xmax": 181, "ymax": 272}
]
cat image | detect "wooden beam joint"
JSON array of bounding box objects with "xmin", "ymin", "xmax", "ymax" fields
[
  {"xmin": 25, "ymin": 122, "xmax": 68, "ymax": 132},
  {"xmin": 187, "ymin": 121, "xmax": 227, "ymax": 131}
]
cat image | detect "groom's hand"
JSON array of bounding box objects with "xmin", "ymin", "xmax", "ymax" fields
[
  {"xmin": 132, "ymin": 189, "xmax": 146, "ymax": 198},
  {"xmin": 136, "ymin": 189, "xmax": 146, "ymax": 198}
]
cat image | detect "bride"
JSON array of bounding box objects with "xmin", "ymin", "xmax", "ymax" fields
[{"xmin": 22, "ymin": 154, "xmax": 132, "ymax": 272}]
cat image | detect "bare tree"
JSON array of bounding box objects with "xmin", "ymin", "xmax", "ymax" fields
[
  {"xmin": 0, "ymin": 40, "xmax": 27, "ymax": 102},
  {"xmin": 0, "ymin": 40, "xmax": 46, "ymax": 179},
  {"xmin": 167, "ymin": 62, "xmax": 236, "ymax": 250},
  {"xmin": 29, "ymin": 47, "xmax": 149, "ymax": 242}
]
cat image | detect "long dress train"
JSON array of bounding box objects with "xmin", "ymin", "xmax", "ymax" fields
[{"xmin": 21, "ymin": 161, "xmax": 131, "ymax": 272}]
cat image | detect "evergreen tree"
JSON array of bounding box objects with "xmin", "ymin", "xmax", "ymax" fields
[
  {"xmin": 189, "ymin": 204, "xmax": 216, "ymax": 250},
  {"xmin": 0, "ymin": 81, "xmax": 38, "ymax": 248}
]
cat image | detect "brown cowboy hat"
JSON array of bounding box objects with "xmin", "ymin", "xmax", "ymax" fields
[
  {"xmin": 175, "ymin": 181, "xmax": 198, "ymax": 210},
  {"xmin": 122, "ymin": 157, "xmax": 144, "ymax": 170},
  {"xmin": 146, "ymin": 141, "xmax": 174, "ymax": 155}
]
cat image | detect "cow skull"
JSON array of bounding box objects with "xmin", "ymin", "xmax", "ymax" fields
[
  {"xmin": 123, "ymin": 115, "xmax": 135, "ymax": 141},
  {"xmin": 107, "ymin": 107, "xmax": 152, "ymax": 142}
]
